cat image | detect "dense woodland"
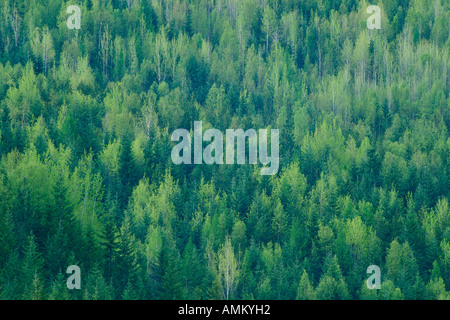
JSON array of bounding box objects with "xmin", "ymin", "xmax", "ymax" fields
[{"xmin": 0, "ymin": 0, "xmax": 449, "ymax": 300}]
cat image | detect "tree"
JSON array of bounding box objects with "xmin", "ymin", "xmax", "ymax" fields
[
  {"xmin": 30, "ymin": 26, "xmax": 55, "ymax": 74},
  {"xmin": 296, "ymin": 270, "xmax": 316, "ymax": 300},
  {"xmin": 156, "ymin": 247, "xmax": 183, "ymax": 300},
  {"xmin": 21, "ymin": 233, "xmax": 44, "ymax": 300},
  {"xmin": 272, "ymin": 199, "xmax": 287, "ymax": 243},
  {"xmin": 218, "ymin": 237, "xmax": 239, "ymax": 300},
  {"xmin": 116, "ymin": 216, "xmax": 139, "ymax": 294},
  {"xmin": 385, "ymin": 239, "xmax": 418, "ymax": 299},
  {"xmin": 262, "ymin": 7, "xmax": 277, "ymax": 53}
]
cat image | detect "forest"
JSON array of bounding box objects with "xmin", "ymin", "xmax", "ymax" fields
[{"xmin": 0, "ymin": 0, "xmax": 449, "ymax": 300}]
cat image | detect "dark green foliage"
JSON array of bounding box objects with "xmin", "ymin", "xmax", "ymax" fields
[{"xmin": 0, "ymin": 0, "xmax": 448, "ymax": 300}]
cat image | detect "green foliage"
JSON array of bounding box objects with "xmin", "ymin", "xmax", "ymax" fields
[{"xmin": 0, "ymin": 0, "xmax": 448, "ymax": 300}]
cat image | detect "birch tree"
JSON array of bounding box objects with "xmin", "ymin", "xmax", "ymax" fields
[{"xmin": 218, "ymin": 237, "xmax": 239, "ymax": 300}]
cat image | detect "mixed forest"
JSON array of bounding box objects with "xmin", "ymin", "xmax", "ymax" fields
[{"xmin": 0, "ymin": 0, "xmax": 449, "ymax": 300}]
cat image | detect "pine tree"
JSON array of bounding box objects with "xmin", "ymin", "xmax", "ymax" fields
[
  {"xmin": 48, "ymin": 273, "xmax": 70, "ymax": 300},
  {"xmin": 119, "ymin": 132, "xmax": 137, "ymax": 207},
  {"xmin": 101, "ymin": 212, "xmax": 119, "ymax": 283},
  {"xmin": 296, "ymin": 270, "xmax": 316, "ymax": 300},
  {"xmin": 116, "ymin": 216, "xmax": 139, "ymax": 295},
  {"xmin": 154, "ymin": 245, "xmax": 183, "ymax": 300},
  {"xmin": 21, "ymin": 233, "xmax": 44, "ymax": 300}
]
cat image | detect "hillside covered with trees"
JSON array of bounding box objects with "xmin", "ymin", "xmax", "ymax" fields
[{"xmin": 0, "ymin": 0, "xmax": 449, "ymax": 300}]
